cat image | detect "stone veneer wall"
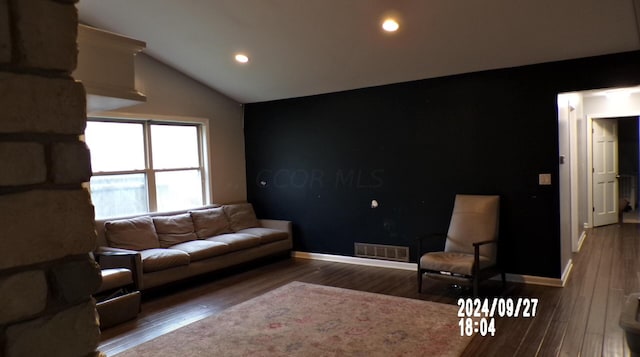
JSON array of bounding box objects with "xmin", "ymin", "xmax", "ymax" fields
[{"xmin": 0, "ymin": 0, "xmax": 102, "ymax": 356}]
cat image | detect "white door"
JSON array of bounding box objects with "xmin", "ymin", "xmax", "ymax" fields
[{"xmin": 592, "ymin": 119, "xmax": 619, "ymax": 226}]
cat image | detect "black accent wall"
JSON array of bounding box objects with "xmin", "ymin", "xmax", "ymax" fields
[{"xmin": 244, "ymin": 51, "xmax": 640, "ymax": 278}]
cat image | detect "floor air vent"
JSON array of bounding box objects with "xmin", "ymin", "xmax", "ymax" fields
[{"xmin": 354, "ymin": 243, "xmax": 409, "ymax": 262}]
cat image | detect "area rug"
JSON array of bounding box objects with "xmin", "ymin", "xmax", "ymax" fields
[{"xmin": 114, "ymin": 281, "xmax": 471, "ymax": 356}]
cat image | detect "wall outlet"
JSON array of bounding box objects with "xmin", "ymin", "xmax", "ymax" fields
[{"xmin": 539, "ymin": 173, "xmax": 552, "ymax": 185}]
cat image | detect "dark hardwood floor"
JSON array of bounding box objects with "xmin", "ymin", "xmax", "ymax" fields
[{"xmin": 99, "ymin": 223, "xmax": 640, "ymax": 356}]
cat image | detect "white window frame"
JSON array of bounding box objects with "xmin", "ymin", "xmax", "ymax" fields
[{"xmin": 86, "ymin": 113, "xmax": 212, "ymax": 216}]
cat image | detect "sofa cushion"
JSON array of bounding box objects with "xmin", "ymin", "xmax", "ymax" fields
[
  {"xmin": 420, "ymin": 252, "xmax": 493, "ymax": 276},
  {"xmin": 190, "ymin": 207, "xmax": 232, "ymax": 238},
  {"xmin": 153, "ymin": 213, "xmax": 198, "ymax": 248},
  {"xmin": 236, "ymin": 227, "xmax": 288, "ymax": 244},
  {"xmin": 223, "ymin": 203, "xmax": 259, "ymax": 231},
  {"xmin": 140, "ymin": 248, "xmax": 190, "ymax": 273},
  {"xmin": 169, "ymin": 240, "xmax": 230, "ymax": 262},
  {"xmin": 105, "ymin": 216, "xmax": 160, "ymax": 251},
  {"xmin": 206, "ymin": 233, "xmax": 261, "ymax": 252}
]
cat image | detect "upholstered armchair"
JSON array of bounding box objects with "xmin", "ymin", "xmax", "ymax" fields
[{"xmin": 417, "ymin": 194, "xmax": 505, "ymax": 297}]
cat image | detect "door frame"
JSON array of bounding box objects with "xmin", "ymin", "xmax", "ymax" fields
[{"xmin": 558, "ymin": 94, "xmax": 581, "ymax": 253}]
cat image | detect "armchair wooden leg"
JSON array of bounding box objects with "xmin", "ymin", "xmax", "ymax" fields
[
  {"xmin": 472, "ymin": 276, "xmax": 479, "ymax": 298},
  {"xmin": 417, "ymin": 269, "xmax": 423, "ymax": 293}
]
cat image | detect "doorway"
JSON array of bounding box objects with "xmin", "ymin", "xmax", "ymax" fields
[
  {"xmin": 590, "ymin": 117, "xmax": 639, "ymax": 227},
  {"xmin": 558, "ymin": 86, "xmax": 640, "ymax": 280}
]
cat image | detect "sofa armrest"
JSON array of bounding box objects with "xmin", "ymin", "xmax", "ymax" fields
[
  {"xmin": 259, "ymin": 219, "xmax": 292, "ymax": 239},
  {"xmin": 94, "ymin": 247, "xmax": 143, "ymax": 290},
  {"xmin": 95, "ymin": 246, "xmax": 138, "ymax": 256}
]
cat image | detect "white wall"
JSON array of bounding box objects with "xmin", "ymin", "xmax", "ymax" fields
[
  {"xmin": 94, "ymin": 53, "xmax": 247, "ymax": 204},
  {"xmin": 584, "ymin": 92, "xmax": 640, "ymax": 117}
]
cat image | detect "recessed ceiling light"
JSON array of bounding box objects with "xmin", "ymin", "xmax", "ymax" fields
[
  {"xmin": 382, "ymin": 18, "xmax": 399, "ymax": 32},
  {"xmin": 235, "ymin": 53, "xmax": 249, "ymax": 64}
]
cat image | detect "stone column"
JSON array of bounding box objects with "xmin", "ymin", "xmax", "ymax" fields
[{"xmin": 0, "ymin": 0, "xmax": 102, "ymax": 356}]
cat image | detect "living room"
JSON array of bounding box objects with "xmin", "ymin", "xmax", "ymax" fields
[{"xmin": 2, "ymin": 1, "xmax": 640, "ymax": 356}]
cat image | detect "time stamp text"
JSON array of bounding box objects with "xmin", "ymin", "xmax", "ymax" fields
[{"xmin": 457, "ymin": 297, "xmax": 539, "ymax": 336}]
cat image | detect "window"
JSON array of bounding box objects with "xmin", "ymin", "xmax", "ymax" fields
[{"xmin": 85, "ymin": 118, "xmax": 209, "ymax": 219}]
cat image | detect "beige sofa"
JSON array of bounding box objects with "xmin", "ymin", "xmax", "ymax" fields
[{"xmin": 94, "ymin": 203, "xmax": 292, "ymax": 290}]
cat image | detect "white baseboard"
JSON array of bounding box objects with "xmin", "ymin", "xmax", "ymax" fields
[
  {"xmin": 577, "ymin": 230, "xmax": 587, "ymax": 252},
  {"xmin": 561, "ymin": 259, "xmax": 573, "ymax": 287},
  {"xmin": 292, "ymin": 251, "xmax": 416, "ymax": 271},
  {"xmin": 508, "ymin": 259, "xmax": 571, "ymax": 288},
  {"xmin": 292, "ymin": 251, "xmax": 566, "ymax": 287},
  {"xmin": 494, "ymin": 273, "xmax": 564, "ymax": 287}
]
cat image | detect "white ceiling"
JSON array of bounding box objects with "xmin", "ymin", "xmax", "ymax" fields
[{"xmin": 77, "ymin": 0, "xmax": 640, "ymax": 104}]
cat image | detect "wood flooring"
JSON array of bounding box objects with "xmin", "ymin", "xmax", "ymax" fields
[{"xmin": 99, "ymin": 223, "xmax": 640, "ymax": 356}]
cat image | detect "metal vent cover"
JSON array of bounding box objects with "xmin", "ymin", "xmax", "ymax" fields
[{"xmin": 354, "ymin": 243, "xmax": 409, "ymax": 262}]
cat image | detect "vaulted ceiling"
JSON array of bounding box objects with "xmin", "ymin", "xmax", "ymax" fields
[{"xmin": 78, "ymin": 0, "xmax": 640, "ymax": 104}]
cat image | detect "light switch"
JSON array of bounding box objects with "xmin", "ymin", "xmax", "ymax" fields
[{"xmin": 539, "ymin": 173, "xmax": 552, "ymax": 185}]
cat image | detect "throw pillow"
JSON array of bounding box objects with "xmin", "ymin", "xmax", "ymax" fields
[
  {"xmin": 223, "ymin": 203, "xmax": 259, "ymax": 231},
  {"xmin": 105, "ymin": 216, "xmax": 160, "ymax": 251},
  {"xmin": 153, "ymin": 213, "xmax": 198, "ymax": 248},
  {"xmin": 190, "ymin": 207, "xmax": 232, "ymax": 238}
]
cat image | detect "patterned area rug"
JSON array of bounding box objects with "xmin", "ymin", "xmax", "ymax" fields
[{"xmin": 114, "ymin": 281, "xmax": 471, "ymax": 356}]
